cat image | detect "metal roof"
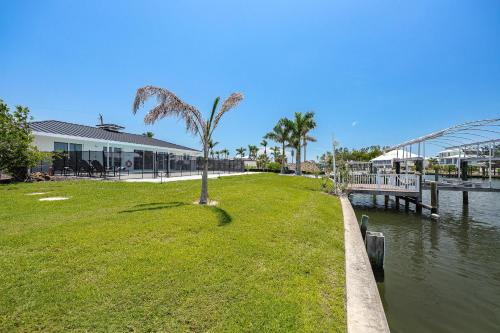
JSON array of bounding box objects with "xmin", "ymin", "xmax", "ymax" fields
[{"xmin": 30, "ymin": 120, "xmax": 200, "ymax": 152}]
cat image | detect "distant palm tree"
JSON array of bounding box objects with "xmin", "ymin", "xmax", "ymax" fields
[
  {"xmin": 209, "ymin": 139, "xmax": 219, "ymax": 159},
  {"xmin": 133, "ymin": 86, "xmax": 243, "ymax": 204},
  {"xmin": 270, "ymin": 146, "xmax": 281, "ymax": 162},
  {"xmin": 264, "ymin": 118, "xmax": 291, "ymax": 173},
  {"xmin": 142, "ymin": 131, "xmax": 154, "ymax": 138},
  {"xmin": 284, "ymin": 111, "xmax": 315, "ymax": 175},
  {"xmin": 220, "ymin": 148, "xmax": 229, "ymax": 159},
  {"xmin": 236, "ymin": 147, "xmax": 246, "ymax": 158},
  {"xmin": 215, "ymin": 151, "xmax": 220, "ymax": 159},
  {"xmin": 248, "ymin": 145, "xmax": 258, "ymax": 160},
  {"xmin": 260, "ymin": 139, "xmax": 268, "ymax": 155}
]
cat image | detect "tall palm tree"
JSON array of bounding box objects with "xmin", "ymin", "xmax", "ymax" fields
[
  {"xmin": 301, "ymin": 113, "xmax": 316, "ymax": 162},
  {"xmin": 236, "ymin": 147, "xmax": 246, "ymax": 158},
  {"xmin": 220, "ymin": 148, "xmax": 229, "ymax": 159},
  {"xmin": 260, "ymin": 139, "xmax": 268, "ymax": 155},
  {"xmin": 133, "ymin": 86, "xmax": 243, "ymax": 204},
  {"xmin": 264, "ymin": 118, "xmax": 291, "ymax": 173},
  {"xmin": 285, "ymin": 111, "xmax": 315, "ymax": 175}
]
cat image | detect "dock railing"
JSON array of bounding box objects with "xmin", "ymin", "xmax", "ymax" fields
[{"xmin": 346, "ymin": 173, "xmax": 420, "ymax": 192}]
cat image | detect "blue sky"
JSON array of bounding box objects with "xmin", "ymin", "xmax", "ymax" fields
[{"xmin": 1, "ymin": 0, "xmax": 500, "ymax": 158}]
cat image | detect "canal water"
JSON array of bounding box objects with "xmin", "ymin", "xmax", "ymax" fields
[{"xmin": 351, "ymin": 178, "xmax": 500, "ymax": 333}]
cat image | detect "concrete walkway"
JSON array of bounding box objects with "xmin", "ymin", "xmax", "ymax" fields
[
  {"xmin": 124, "ymin": 172, "xmax": 260, "ymax": 183},
  {"xmin": 341, "ymin": 196, "xmax": 390, "ymax": 333}
]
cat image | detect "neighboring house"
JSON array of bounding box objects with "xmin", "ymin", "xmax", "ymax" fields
[
  {"xmin": 438, "ymin": 148, "xmax": 476, "ymax": 166},
  {"xmin": 30, "ymin": 120, "xmax": 201, "ymax": 173},
  {"xmin": 370, "ymin": 149, "xmax": 428, "ymax": 171}
]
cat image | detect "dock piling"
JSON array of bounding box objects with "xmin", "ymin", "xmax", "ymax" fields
[
  {"xmin": 431, "ymin": 181, "xmax": 438, "ymax": 213},
  {"xmin": 360, "ymin": 215, "xmax": 368, "ymax": 240},
  {"xmin": 365, "ymin": 231, "xmax": 385, "ymax": 272}
]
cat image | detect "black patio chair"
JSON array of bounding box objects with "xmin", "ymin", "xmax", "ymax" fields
[
  {"xmin": 78, "ymin": 160, "xmax": 93, "ymax": 177},
  {"xmin": 91, "ymin": 160, "xmax": 105, "ymax": 177}
]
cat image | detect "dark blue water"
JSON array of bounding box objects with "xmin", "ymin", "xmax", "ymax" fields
[{"xmin": 351, "ymin": 178, "xmax": 500, "ymax": 333}]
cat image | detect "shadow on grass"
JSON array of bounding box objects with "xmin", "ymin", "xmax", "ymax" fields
[
  {"xmin": 119, "ymin": 201, "xmax": 232, "ymax": 226},
  {"xmin": 119, "ymin": 201, "xmax": 187, "ymax": 213},
  {"xmin": 208, "ymin": 206, "xmax": 232, "ymax": 226}
]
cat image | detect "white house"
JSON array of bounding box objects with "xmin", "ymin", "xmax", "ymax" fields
[
  {"xmin": 31, "ymin": 120, "xmax": 201, "ymax": 173},
  {"xmin": 370, "ymin": 149, "xmax": 427, "ymax": 170},
  {"xmin": 438, "ymin": 148, "xmax": 478, "ymax": 166}
]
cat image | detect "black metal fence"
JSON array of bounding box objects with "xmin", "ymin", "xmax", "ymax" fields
[{"xmin": 31, "ymin": 151, "xmax": 245, "ymax": 179}]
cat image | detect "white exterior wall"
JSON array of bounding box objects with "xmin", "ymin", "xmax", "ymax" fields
[{"xmin": 33, "ymin": 132, "xmax": 201, "ymax": 156}]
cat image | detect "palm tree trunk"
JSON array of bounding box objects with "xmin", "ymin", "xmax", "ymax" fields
[
  {"xmin": 303, "ymin": 143, "xmax": 307, "ymax": 162},
  {"xmin": 296, "ymin": 146, "xmax": 302, "ymax": 175},
  {"xmin": 199, "ymin": 143, "xmax": 209, "ymax": 204},
  {"xmin": 281, "ymin": 142, "xmax": 285, "ymax": 174}
]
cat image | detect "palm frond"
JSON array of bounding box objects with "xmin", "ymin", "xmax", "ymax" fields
[
  {"xmin": 133, "ymin": 86, "xmax": 204, "ymax": 136},
  {"xmin": 211, "ymin": 92, "xmax": 244, "ymax": 134}
]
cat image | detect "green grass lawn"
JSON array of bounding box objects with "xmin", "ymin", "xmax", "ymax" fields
[{"xmin": 0, "ymin": 174, "xmax": 345, "ymax": 332}]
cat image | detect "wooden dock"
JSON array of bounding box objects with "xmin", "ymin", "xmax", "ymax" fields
[{"xmin": 342, "ymin": 173, "xmax": 500, "ymax": 213}]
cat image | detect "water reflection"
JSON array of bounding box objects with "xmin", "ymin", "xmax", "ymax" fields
[{"xmin": 350, "ymin": 178, "xmax": 500, "ymax": 333}]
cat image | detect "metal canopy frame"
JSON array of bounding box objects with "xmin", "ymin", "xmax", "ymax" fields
[
  {"xmin": 384, "ymin": 118, "xmax": 500, "ymax": 186},
  {"xmin": 385, "ymin": 118, "xmax": 500, "ymax": 151}
]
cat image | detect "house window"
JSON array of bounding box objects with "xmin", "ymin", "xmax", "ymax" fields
[
  {"xmin": 114, "ymin": 148, "xmax": 122, "ymax": 167},
  {"xmin": 54, "ymin": 142, "xmax": 68, "ymax": 152},
  {"xmin": 134, "ymin": 150, "xmax": 143, "ymax": 170},
  {"xmin": 69, "ymin": 143, "xmax": 82, "ymax": 151},
  {"xmin": 144, "ymin": 151, "xmax": 153, "ymax": 170}
]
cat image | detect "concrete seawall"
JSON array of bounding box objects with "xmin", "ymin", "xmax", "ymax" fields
[{"xmin": 341, "ymin": 196, "xmax": 390, "ymax": 333}]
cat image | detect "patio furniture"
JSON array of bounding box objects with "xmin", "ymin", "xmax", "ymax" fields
[
  {"xmin": 78, "ymin": 160, "xmax": 94, "ymax": 177},
  {"xmin": 91, "ymin": 160, "xmax": 105, "ymax": 177}
]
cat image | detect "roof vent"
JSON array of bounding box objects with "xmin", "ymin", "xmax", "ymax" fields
[{"xmin": 96, "ymin": 123, "xmax": 125, "ymax": 132}]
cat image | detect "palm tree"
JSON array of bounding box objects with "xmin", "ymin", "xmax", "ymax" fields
[
  {"xmin": 215, "ymin": 151, "xmax": 220, "ymax": 159},
  {"xmin": 285, "ymin": 111, "xmax": 315, "ymax": 175},
  {"xmin": 260, "ymin": 139, "xmax": 268, "ymax": 155},
  {"xmin": 220, "ymin": 148, "xmax": 229, "ymax": 159},
  {"xmin": 301, "ymin": 114, "xmax": 316, "ymax": 162},
  {"xmin": 248, "ymin": 145, "xmax": 258, "ymax": 160},
  {"xmin": 236, "ymin": 147, "xmax": 246, "ymax": 158},
  {"xmin": 270, "ymin": 146, "xmax": 280, "ymax": 162},
  {"xmin": 133, "ymin": 86, "xmax": 243, "ymax": 204},
  {"xmin": 142, "ymin": 131, "xmax": 154, "ymax": 138},
  {"xmin": 264, "ymin": 118, "xmax": 291, "ymax": 173},
  {"xmin": 208, "ymin": 139, "xmax": 219, "ymax": 159},
  {"xmin": 302, "ymin": 135, "xmax": 316, "ymax": 162}
]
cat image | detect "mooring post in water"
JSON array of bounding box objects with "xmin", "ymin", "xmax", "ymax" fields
[
  {"xmin": 384, "ymin": 195, "xmax": 389, "ymax": 208},
  {"xmin": 415, "ymin": 160, "xmax": 423, "ymax": 213},
  {"xmin": 365, "ymin": 231, "xmax": 385, "ymax": 272},
  {"xmin": 463, "ymin": 191, "xmax": 469, "ymax": 205},
  {"xmin": 360, "ymin": 215, "xmax": 368, "ymax": 240},
  {"xmin": 431, "ymin": 181, "xmax": 438, "ymax": 213},
  {"xmin": 405, "ymin": 198, "xmax": 410, "ymax": 211},
  {"xmin": 395, "ymin": 196, "xmax": 400, "ymax": 209}
]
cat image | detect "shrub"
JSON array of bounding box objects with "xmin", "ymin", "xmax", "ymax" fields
[
  {"xmin": 0, "ymin": 100, "xmax": 48, "ymax": 181},
  {"xmin": 267, "ymin": 162, "xmax": 281, "ymax": 172}
]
